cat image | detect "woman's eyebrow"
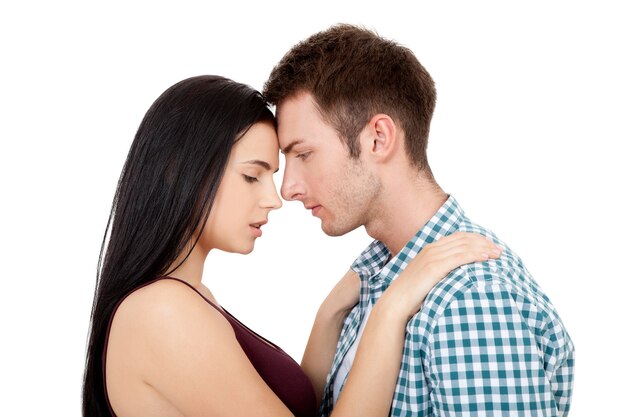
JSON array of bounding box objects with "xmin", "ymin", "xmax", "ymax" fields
[{"xmin": 241, "ymin": 160, "xmax": 279, "ymax": 173}]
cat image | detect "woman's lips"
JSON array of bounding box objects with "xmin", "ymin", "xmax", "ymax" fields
[
  {"xmin": 250, "ymin": 225, "xmax": 262, "ymax": 237},
  {"xmin": 249, "ymin": 220, "xmax": 266, "ymax": 237}
]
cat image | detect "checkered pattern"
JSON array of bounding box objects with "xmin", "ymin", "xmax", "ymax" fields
[{"xmin": 320, "ymin": 196, "xmax": 575, "ymax": 416}]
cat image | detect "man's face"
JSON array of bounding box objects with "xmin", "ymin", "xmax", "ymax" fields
[{"xmin": 277, "ymin": 92, "xmax": 380, "ymax": 236}]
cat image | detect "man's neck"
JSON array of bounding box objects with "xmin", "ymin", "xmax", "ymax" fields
[{"xmin": 364, "ymin": 180, "xmax": 448, "ymax": 257}]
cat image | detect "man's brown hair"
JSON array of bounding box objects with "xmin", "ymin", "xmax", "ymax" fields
[{"xmin": 264, "ymin": 24, "xmax": 437, "ymax": 172}]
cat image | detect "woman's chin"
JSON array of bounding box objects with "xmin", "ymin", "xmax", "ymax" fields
[
  {"xmin": 224, "ymin": 242, "xmax": 255, "ymax": 255},
  {"xmin": 240, "ymin": 245, "xmax": 255, "ymax": 255}
]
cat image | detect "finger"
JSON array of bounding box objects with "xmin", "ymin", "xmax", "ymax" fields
[
  {"xmin": 425, "ymin": 245, "xmax": 502, "ymax": 275},
  {"xmin": 405, "ymin": 242, "xmax": 502, "ymax": 281},
  {"xmin": 435, "ymin": 239, "xmax": 502, "ymax": 263},
  {"xmin": 420, "ymin": 233, "xmax": 484, "ymax": 252},
  {"xmin": 438, "ymin": 232, "xmax": 498, "ymax": 250},
  {"xmin": 428, "ymin": 231, "xmax": 478, "ymax": 246},
  {"xmin": 417, "ymin": 234, "xmax": 501, "ymax": 261}
]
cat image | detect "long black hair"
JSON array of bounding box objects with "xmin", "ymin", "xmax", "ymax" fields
[{"xmin": 82, "ymin": 75, "xmax": 274, "ymax": 416}]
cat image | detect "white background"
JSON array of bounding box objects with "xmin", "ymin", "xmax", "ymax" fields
[{"xmin": 1, "ymin": 1, "xmax": 624, "ymax": 415}]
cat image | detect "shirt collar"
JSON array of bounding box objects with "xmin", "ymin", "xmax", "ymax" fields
[{"xmin": 351, "ymin": 195, "xmax": 465, "ymax": 289}]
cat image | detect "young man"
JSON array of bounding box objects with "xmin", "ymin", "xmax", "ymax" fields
[{"xmin": 264, "ymin": 25, "xmax": 574, "ymax": 417}]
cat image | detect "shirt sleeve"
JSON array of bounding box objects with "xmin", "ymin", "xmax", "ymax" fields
[{"xmin": 426, "ymin": 280, "xmax": 572, "ymax": 416}]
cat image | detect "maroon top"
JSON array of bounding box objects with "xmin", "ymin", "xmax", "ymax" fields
[{"xmin": 103, "ymin": 277, "xmax": 317, "ymax": 417}]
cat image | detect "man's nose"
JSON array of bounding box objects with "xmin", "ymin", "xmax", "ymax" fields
[{"xmin": 280, "ymin": 166, "xmax": 304, "ymax": 201}]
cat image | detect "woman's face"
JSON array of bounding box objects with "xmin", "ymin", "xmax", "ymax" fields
[{"xmin": 200, "ymin": 121, "xmax": 282, "ymax": 254}]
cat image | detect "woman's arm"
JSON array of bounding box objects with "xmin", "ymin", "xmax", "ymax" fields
[
  {"xmin": 331, "ymin": 232, "xmax": 502, "ymax": 417},
  {"xmin": 301, "ymin": 269, "xmax": 359, "ymax": 404},
  {"xmin": 298, "ymin": 232, "xmax": 501, "ymax": 416}
]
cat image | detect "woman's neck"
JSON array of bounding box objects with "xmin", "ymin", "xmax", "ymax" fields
[{"xmin": 167, "ymin": 244, "xmax": 207, "ymax": 288}]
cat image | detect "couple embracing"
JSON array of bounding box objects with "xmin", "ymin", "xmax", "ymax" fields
[{"xmin": 83, "ymin": 24, "xmax": 574, "ymax": 417}]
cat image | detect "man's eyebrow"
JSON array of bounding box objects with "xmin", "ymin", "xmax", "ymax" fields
[
  {"xmin": 241, "ymin": 160, "xmax": 279, "ymax": 173},
  {"xmin": 281, "ymin": 139, "xmax": 303, "ymax": 155}
]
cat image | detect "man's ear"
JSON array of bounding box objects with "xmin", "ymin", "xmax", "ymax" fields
[{"xmin": 361, "ymin": 114, "xmax": 399, "ymax": 162}]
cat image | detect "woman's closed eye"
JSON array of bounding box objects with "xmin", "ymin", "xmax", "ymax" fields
[{"xmin": 243, "ymin": 174, "xmax": 259, "ymax": 183}]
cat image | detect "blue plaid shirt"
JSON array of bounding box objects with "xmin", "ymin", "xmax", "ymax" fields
[{"xmin": 320, "ymin": 196, "xmax": 575, "ymax": 416}]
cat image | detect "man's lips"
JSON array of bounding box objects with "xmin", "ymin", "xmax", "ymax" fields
[{"xmin": 306, "ymin": 205, "xmax": 322, "ymax": 216}]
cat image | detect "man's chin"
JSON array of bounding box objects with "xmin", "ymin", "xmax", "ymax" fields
[{"xmin": 321, "ymin": 220, "xmax": 355, "ymax": 237}]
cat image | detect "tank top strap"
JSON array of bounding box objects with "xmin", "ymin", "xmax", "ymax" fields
[
  {"xmin": 157, "ymin": 276, "xmax": 222, "ymax": 310},
  {"xmin": 158, "ymin": 277, "xmax": 282, "ymax": 351}
]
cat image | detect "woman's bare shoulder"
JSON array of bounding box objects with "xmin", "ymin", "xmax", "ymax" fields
[
  {"xmin": 111, "ymin": 278, "xmax": 232, "ymax": 343},
  {"xmin": 107, "ymin": 278, "xmax": 294, "ymax": 416}
]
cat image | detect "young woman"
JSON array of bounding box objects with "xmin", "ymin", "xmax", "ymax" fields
[{"xmin": 82, "ymin": 75, "xmax": 501, "ymax": 417}]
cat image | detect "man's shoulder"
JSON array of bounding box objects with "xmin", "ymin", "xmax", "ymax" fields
[
  {"xmin": 406, "ymin": 216, "xmax": 539, "ymax": 338},
  {"xmin": 406, "ymin": 265, "xmax": 525, "ymax": 354},
  {"xmin": 411, "ymin": 265, "xmax": 486, "ymax": 328},
  {"xmin": 406, "ymin": 240, "xmax": 564, "ymax": 354},
  {"xmin": 455, "ymin": 216, "xmax": 500, "ymax": 243}
]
